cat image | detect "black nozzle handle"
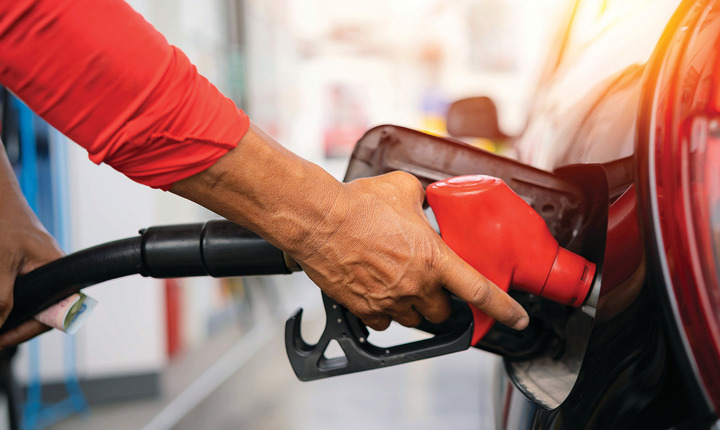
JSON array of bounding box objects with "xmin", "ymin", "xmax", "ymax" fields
[
  {"xmin": 285, "ymin": 293, "xmax": 473, "ymax": 381},
  {"xmin": 4, "ymin": 220, "xmax": 296, "ymax": 333}
]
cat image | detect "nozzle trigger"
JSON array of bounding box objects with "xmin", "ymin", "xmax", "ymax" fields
[{"xmin": 284, "ymin": 293, "xmax": 473, "ymax": 381}]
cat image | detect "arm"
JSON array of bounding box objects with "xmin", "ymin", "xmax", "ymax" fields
[
  {"xmin": 171, "ymin": 125, "xmax": 529, "ymax": 330},
  {"xmin": 0, "ymin": 143, "xmax": 63, "ymax": 345},
  {"xmin": 0, "ymin": 0, "xmax": 529, "ymax": 333}
]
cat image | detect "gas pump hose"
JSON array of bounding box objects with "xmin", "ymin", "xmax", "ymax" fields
[{"xmin": 3, "ymin": 220, "xmax": 297, "ymax": 333}]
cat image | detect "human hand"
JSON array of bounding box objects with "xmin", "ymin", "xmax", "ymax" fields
[
  {"xmin": 293, "ymin": 171, "xmax": 529, "ymax": 331},
  {"xmin": 171, "ymin": 125, "xmax": 529, "ymax": 332},
  {"xmin": 0, "ymin": 210, "xmax": 63, "ymax": 347},
  {"xmin": 0, "ymin": 144, "xmax": 64, "ymax": 346}
]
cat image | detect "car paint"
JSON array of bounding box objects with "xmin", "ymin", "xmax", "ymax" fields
[{"xmin": 495, "ymin": 0, "xmax": 719, "ymax": 428}]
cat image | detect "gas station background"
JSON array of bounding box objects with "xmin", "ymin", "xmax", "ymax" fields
[{"xmin": 5, "ymin": 1, "xmax": 562, "ymax": 428}]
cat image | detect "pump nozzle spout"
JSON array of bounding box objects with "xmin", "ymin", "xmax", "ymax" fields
[{"xmin": 426, "ymin": 175, "xmax": 595, "ymax": 344}]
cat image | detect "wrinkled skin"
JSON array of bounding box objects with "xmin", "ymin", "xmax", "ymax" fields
[
  {"xmin": 0, "ymin": 123, "xmax": 528, "ymax": 346},
  {"xmin": 299, "ymin": 173, "xmax": 452, "ymax": 329},
  {"xmin": 172, "ymin": 124, "xmax": 529, "ymax": 332},
  {"xmin": 298, "ymin": 172, "xmax": 525, "ymax": 331}
]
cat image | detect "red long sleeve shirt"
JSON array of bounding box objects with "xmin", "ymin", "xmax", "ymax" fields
[{"xmin": 0, "ymin": 0, "xmax": 250, "ymax": 190}]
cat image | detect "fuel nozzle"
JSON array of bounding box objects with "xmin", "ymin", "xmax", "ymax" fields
[{"xmin": 426, "ymin": 175, "xmax": 595, "ymax": 345}]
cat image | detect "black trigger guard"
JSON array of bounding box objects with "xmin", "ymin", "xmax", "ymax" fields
[{"xmin": 284, "ymin": 293, "xmax": 473, "ymax": 381}]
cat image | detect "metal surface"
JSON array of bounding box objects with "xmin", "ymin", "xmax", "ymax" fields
[{"xmin": 497, "ymin": 0, "xmax": 719, "ymax": 428}]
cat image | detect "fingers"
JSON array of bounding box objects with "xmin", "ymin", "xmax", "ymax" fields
[
  {"xmin": 385, "ymin": 171, "xmax": 425, "ymax": 195},
  {"xmin": 372, "ymin": 171, "xmax": 426, "ymax": 211},
  {"xmin": 440, "ymin": 255, "xmax": 529, "ymax": 330},
  {"xmin": 21, "ymin": 230, "xmax": 64, "ymax": 274},
  {"xmin": 361, "ymin": 291, "xmax": 450, "ymax": 330},
  {"xmin": 412, "ymin": 288, "xmax": 452, "ymax": 324},
  {"xmin": 0, "ymin": 270, "xmax": 15, "ymax": 327},
  {"xmin": 362, "ymin": 307, "xmax": 423, "ymax": 330},
  {"xmin": 0, "ymin": 320, "xmax": 50, "ymax": 348},
  {"xmin": 306, "ymin": 170, "xmax": 527, "ymax": 334},
  {"xmin": 389, "ymin": 305, "xmax": 424, "ymax": 328},
  {"xmin": 361, "ymin": 315, "xmax": 392, "ymax": 331}
]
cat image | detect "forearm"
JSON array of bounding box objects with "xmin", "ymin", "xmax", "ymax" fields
[
  {"xmin": 170, "ymin": 124, "xmax": 343, "ymax": 259},
  {"xmin": 0, "ymin": 144, "xmax": 43, "ymax": 230}
]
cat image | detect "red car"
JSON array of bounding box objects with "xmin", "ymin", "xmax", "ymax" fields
[{"xmin": 464, "ymin": 0, "xmax": 719, "ymax": 428}]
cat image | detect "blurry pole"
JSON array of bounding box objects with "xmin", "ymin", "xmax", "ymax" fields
[{"xmin": 226, "ymin": 0, "xmax": 248, "ymax": 109}]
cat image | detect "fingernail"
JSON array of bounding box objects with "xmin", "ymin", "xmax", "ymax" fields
[{"xmin": 513, "ymin": 315, "xmax": 529, "ymax": 331}]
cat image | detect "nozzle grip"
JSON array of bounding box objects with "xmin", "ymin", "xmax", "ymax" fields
[{"xmin": 284, "ymin": 293, "xmax": 473, "ymax": 381}]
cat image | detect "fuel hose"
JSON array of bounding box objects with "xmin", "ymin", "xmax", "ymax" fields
[{"xmin": 3, "ymin": 220, "xmax": 297, "ymax": 333}]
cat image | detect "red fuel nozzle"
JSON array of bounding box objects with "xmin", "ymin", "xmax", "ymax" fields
[{"xmin": 426, "ymin": 175, "xmax": 595, "ymax": 345}]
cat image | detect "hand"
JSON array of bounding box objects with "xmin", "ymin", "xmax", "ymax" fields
[
  {"xmin": 0, "ymin": 144, "xmax": 64, "ymax": 346},
  {"xmin": 171, "ymin": 124, "xmax": 529, "ymax": 332},
  {"xmin": 0, "ymin": 216, "xmax": 63, "ymax": 347},
  {"xmin": 294, "ymin": 171, "xmax": 529, "ymax": 331}
]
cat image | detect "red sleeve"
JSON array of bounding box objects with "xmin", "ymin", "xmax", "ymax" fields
[{"xmin": 0, "ymin": 0, "xmax": 250, "ymax": 190}]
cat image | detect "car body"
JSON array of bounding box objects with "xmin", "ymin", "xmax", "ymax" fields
[{"xmin": 476, "ymin": 0, "xmax": 720, "ymax": 428}]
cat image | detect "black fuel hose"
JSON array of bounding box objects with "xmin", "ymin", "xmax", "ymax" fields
[
  {"xmin": 6, "ymin": 237, "xmax": 144, "ymax": 333},
  {"xmin": 3, "ymin": 220, "xmax": 297, "ymax": 334}
]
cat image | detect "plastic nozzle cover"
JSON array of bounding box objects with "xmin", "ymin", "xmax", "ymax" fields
[{"xmin": 426, "ymin": 175, "xmax": 595, "ymax": 344}]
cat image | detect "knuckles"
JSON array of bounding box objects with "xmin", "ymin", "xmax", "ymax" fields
[
  {"xmin": 467, "ymin": 279, "xmax": 493, "ymax": 309},
  {"xmin": 362, "ymin": 316, "xmax": 391, "ymax": 331},
  {"xmin": 393, "ymin": 312, "xmax": 422, "ymax": 328},
  {"xmin": 0, "ymin": 296, "xmax": 13, "ymax": 321}
]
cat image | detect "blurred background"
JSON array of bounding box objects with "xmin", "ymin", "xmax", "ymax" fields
[{"xmin": 1, "ymin": 0, "xmax": 565, "ymax": 428}]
